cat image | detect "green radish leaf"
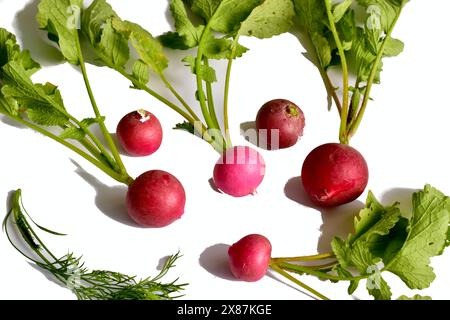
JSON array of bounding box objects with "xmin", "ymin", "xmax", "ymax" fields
[
  {"xmin": 383, "ymin": 37, "xmax": 404, "ymax": 57},
  {"xmin": 356, "ymin": 0, "xmax": 406, "ymax": 32},
  {"xmin": 366, "ymin": 275, "xmax": 392, "ymax": 300},
  {"xmin": 164, "ymin": 0, "xmax": 204, "ymax": 49},
  {"xmin": 132, "ymin": 60, "xmax": 150, "ymax": 84},
  {"xmin": 237, "ymin": 0, "xmax": 295, "ymax": 39},
  {"xmin": 60, "ymin": 127, "xmax": 85, "ymax": 140},
  {"xmin": 386, "ymin": 185, "xmax": 450, "ymax": 290},
  {"xmin": 174, "ymin": 121, "xmax": 195, "ymax": 134},
  {"xmin": 333, "ymin": 0, "xmax": 353, "ymax": 23},
  {"xmin": 204, "ymin": 37, "xmax": 248, "ymax": 60},
  {"xmin": 82, "ymin": 0, "xmax": 130, "ymax": 68},
  {"xmin": 182, "ymin": 55, "xmax": 217, "ymax": 83},
  {"xmin": 112, "ymin": 19, "xmax": 168, "ymax": 75},
  {"xmin": 36, "ymin": 0, "xmax": 83, "ymax": 65},
  {"xmin": 201, "ymin": 0, "xmax": 263, "ymax": 34}
]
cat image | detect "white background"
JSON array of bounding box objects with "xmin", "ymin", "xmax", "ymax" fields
[{"xmin": 1, "ymin": 0, "xmax": 449, "ymax": 300}]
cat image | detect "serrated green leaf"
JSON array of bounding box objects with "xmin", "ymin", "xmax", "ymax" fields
[
  {"xmin": 0, "ymin": 28, "xmax": 40, "ymax": 75},
  {"xmin": 191, "ymin": 0, "xmax": 222, "ymax": 21},
  {"xmin": 293, "ymin": 0, "xmax": 333, "ymax": 69},
  {"xmin": 60, "ymin": 127, "xmax": 85, "ymax": 140},
  {"xmin": 367, "ymin": 275, "xmax": 392, "ymax": 300},
  {"xmin": 112, "ymin": 19, "xmax": 168, "ymax": 74},
  {"xmin": 386, "ymin": 185, "xmax": 450, "ymax": 290},
  {"xmin": 80, "ymin": 117, "xmax": 102, "ymax": 128},
  {"xmin": 208, "ymin": 0, "xmax": 263, "ymax": 34},
  {"xmin": 167, "ymin": 0, "xmax": 204, "ymax": 48},
  {"xmin": 182, "ymin": 55, "xmax": 217, "ymax": 83},
  {"xmin": 36, "ymin": 0, "xmax": 83, "ymax": 64},
  {"xmin": 356, "ymin": 0, "xmax": 405, "ymax": 32},
  {"xmin": 174, "ymin": 121, "xmax": 195, "ymax": 134},
  {"xmin": 82, "ymin": 0, "xmax": 130, "ymax": 69},
  {"xmin": 1, "ymin": 59, "xmax": 69, "ymax": 127},
  {"xmin": 383, "ymin": 37, "xmax": 404, "ymax": 57},
  {"xmin": 204, "ymin": 37, "xmax": 248, "ymax": 60},
  {"xmin": 333, "ymin": 0, "xmax": 353, "ymax": 23},
  {"xmin": 237, "ymin": 0, "xmax": 295, "ymax": 39},
  {"xmin": 132, "ymin": 60, "xmax": 150, "ymax": 84},
  {"xmin": 335, "ymin": 265, "xmax": 359, "ymax": 294}
]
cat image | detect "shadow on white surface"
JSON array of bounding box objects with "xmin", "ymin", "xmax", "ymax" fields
[
  {"xmin": 208, "ymin": 178, "xmax": 221, "ymax": 194},
  {"xmin": 380, "ymin": 187, "xmax": 416, "ymax": 217},
  {"xmin": 284, "ymin": 176, "xmax": 363, "ymax": 252},
  {"xmin": 240, "ymin": 121, "xmax": 271, "ymax": 151},
  {"xmin": 70, "ymin": 160, "xmax": 141, "ymax": 228},
  {"xmin": 199, "ymin": 243, "xmax": 236, "ymax": 281},
  {"xmin": 0, "ymin": 115, "xmax": 28, "ymax": 129},
  {"xmin": 14, "ymin": 0, "xmax": 63, "ymax": 66},
  {"xmin": 266, "ymin": 271, "xmax": 319, "ymax": 300}
]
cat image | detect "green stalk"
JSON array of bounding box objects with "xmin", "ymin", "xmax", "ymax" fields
[
  {"xmin": 222, "ymin": 37, "xmax": 240, "ymax": 149},
  {"xmin": 195, "ymin": 25, "xmax": 220, "ymax": 132},
  {"xmin": 324, "ymin": 0, "xmax": 350, "ymax": 144},
  {"xmin": 91, "ymin": 42, "xmax": 224, "ymax": 152},
  {"xmin": 347, "ymin": 12, "xmax": 402, "ymax": 138},
  {"xmin": 4, "ymin": 113, "xmax": 132, "ymax": 185},
  {"xmin": 160, "ymin": 73, "xmax": 200, "ymax": 121},
  {"xmin": 203, "ymin": 57, "xmax": 221, "ymax": 131},
  {"xmin": 270, "ymin": 263, "xmax": 330, "ymax": 300},
  {"xmin": 271, "ymin": 252, "xmax": 335, "ymax": 263},
  {"xmin": 277, "ymin": 261, "xmax": 367, "ymax": 282},
  {"xmin": 75, "ymin": 34, "xmax": 128, "ymax": 176}
]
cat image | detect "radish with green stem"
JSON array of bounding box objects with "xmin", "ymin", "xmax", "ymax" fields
[
  {"xmin": 256, "ymin": 99, "xmax": 305, "ymax": 150},
  {"xmin": 0, "ymin": 2, "xmax": 185, "ymax": 228},
  {"xmin": 80, "ymin": 0, "xmax": 295, "ymax": 195},
  {"xmin": 228, "ymin": 186, "xmax": 450, "ymax": 300},
  {"xmin": 293, "ymin": 0, "xmax": 409, "ymax": 206},
  {"xmin": 213, "ymin": 146, "xmax": 266, "ymax": 197},
  {"xmin": 116, "ymin": 110, "xmax": 163, "ymax": 157}
]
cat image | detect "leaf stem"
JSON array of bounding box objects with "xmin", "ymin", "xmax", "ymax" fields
[
  {"xmin": 277, "ymin": 261, "xmax": 367, "ymax": 282},
  {"xmin": 160, "ymin": 73, "xmax": 199, "ymax": 121},
  {"xmin": 271, "ymin": 252, "xmax": 335, "ymax": 263},
  {"xmin": 270, "ymin": 263, "xmax": 330, "ymax": 300},
  {"xmin": 195, "ymin": 25, "xmax": 220, "ymax": 132},
  {"xmin": 5, "ymin": 113, "xmax": 132, "ymax": 185},
  {"xmin": 203, "ymin": 57, "xmax": 221, "ymax": 131},
  {"xmin": 347, "ymin": 12, "xmax": 402, "ymax": 138},
  {"xmin": 75, "ymin": 34, "xmax": 128, "ymax": 176},
  {"xmin": 223, "ymin": 38, "xmax": 239, "ymax": 149},
  {"xmin": 324, "ymin": 0, "xmax": 350, "ymax": 144}
]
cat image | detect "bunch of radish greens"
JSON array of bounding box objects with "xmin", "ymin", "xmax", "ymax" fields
[
  {"xmin": 296, "ymin": 0, "xmax": 407, "ymax": 144},
  {"xmin": 294, "ymin": 0, "xmax": 409, "ymax": 208}
]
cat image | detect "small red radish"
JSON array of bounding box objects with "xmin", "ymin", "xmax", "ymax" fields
[
  {"xmin": 301, "ymin": 143, "xmax": 369, "ymax": 207},
  {"xmin": 228, "ymin": 234, "xmax": 272, "ymax": 282},
  {"xmin": 116, "ymin": 109, "xmax": 163, "ymax": 157},
  {"xmin": 256, "ymin": 99, "xmax": 305, "ymax": 150},
  {"xmin": 126, "ymin": 170, "xmax": 186, "ymax": 228},
  {"xmin": 213, "ymin": 146, "xmax": 266, "ymax": 197}
]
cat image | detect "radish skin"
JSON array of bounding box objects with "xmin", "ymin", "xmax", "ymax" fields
[
  {"xmin": 126, "ymin": 170, "xmax": 186, "ymax": 227},
  {"xmin": 213, "ymin": 146, "xmax": 266, "ymax": 197},
  {"xmin": 228, "ymin": 234, "xmax": 272, "ymax": 282},
  {"xmin": 301, "ymin": 143, "xmax": 369, "ymax": 207},
  {"xmin": 116, "ymin": 110, "xmax": 163, "ymax": 157}
]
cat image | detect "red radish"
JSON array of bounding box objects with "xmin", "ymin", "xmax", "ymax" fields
[
  {"xmin": 213, "ymin": 146, "xmax": 266, "ymax": 197},
  {"xmin": 116, "ymin": 109, "xmax": 163, "ymax": 157},
  {"xmin": 256, "ymin": 99, "xmax": 305, "ymax": 150},
  {"xmin": 301, "ymin": 143, "xmax": 369, "ymax": 207},
  {"xmin": 126, "ymin": 170, "xmax": 186, "ymax": 227},
  {"xmin": 228, "ymin": 234, "xmax": 272, "ymax": 282}
]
